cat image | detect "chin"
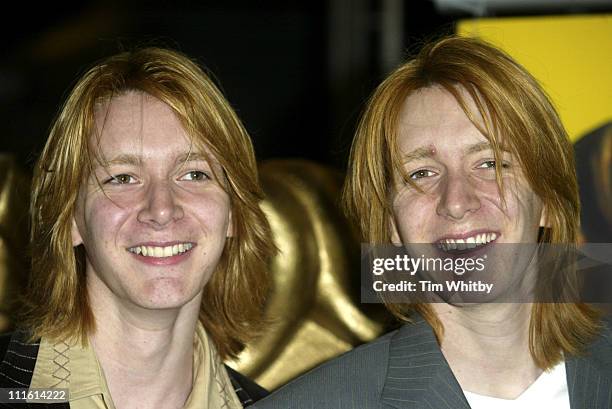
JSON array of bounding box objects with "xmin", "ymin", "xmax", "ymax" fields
[{"xmin": 137, "ymin": 278, "xmax": 200, "ymax": 309}]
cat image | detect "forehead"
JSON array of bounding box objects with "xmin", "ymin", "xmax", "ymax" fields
[
  {"xmin": 397, "ymin": 85, "xmax": 487, "ymax": 149},
  {"xmin": 92, "ymin": 91, "xmax": 190, "ymax": 156}
]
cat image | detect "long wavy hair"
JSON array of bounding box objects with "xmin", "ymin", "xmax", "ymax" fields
[
  {"xmin": 342, "ymin": 36, "xmax": 600, "ymax": 369},
  {"xmin": 23, "ymin": 47, "xmax": 274, "ymax": 359}
]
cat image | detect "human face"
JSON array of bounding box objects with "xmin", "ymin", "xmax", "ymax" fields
[
  {"xmin": 72, "ymin": 91, "xmax": 232, "ymax": 312},
  {"xmin": 390, "ymin": 86, "xmax": 545, "ymax": 298}
]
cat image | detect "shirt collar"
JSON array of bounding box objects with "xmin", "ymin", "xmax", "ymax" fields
[{"xmin": 30, "ymin": 322, "xmax": 242, "ymax": 409}]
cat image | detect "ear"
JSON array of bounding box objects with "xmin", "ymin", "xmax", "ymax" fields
[
  {"xmin": 71, "ymin": 217, "xmax": 84, "ymax": 247},
  {"xmin": 389, "ymin": 215, "xmax": 401, "ymax": 246},
  {"xmin": 539, "ymin": 205, "xmax": 551, "ymax": 228},
  {"xmin": 226, "ymin": 210, "xmax": 234, "ymax": 238}
]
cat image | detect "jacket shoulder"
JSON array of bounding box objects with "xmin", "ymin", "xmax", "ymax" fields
[
  {"xmin": 0, "ymin": 333, "xmax": 11, "ymax": 361},
  {"xmin": 252, "ymin": 330, "xmax": 396, "ymax": 409},
  {"xmin": 225, "ymin": 365, "xmax": 268, "ymax": 406},
  {"xmin": 0, "ymin": 331, "xmax": 40, "ymax": 388},
  {"xmin": 587, "ymin": 317, "xmax": 612, "ymax": 374}
]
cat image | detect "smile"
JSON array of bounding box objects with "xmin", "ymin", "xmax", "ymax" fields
[
  {"xmin": 436, "ymin": 232, "xmax": 497, "ymax": 252},
  {"xmin": 127, "ymin": 243, "xmax": 194, "ymax": 258}
]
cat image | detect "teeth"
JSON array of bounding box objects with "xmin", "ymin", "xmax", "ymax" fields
[
  {"xmin": 456, "ymin": 239, "xmax": 466, "ymax": 250},
  {"xmin": 466, "ymin": 236, "xmax": 476, "ymax": 249},
  {"xmin": 128, "ymin": 243, "xmax": 194, "ymax": 258},
  {"xmin": 438, "ymin": 232, "xmax": 497, "ymax": 251}
]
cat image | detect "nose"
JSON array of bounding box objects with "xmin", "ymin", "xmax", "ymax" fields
[
  {"xmin": 137, "ymin": 181, "xmax": 184, "ymax": 228},
  {"xmin": 436, "ymin": 172, "xmax": 480, "ymax": 220}
]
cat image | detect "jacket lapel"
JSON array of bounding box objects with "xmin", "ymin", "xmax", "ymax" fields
[
  {"xmin": 0, "ymin": 331, "xmax": 39, "ymax": 388},
  {"xmin": 379, "ymin": 317, "xmax": 612, "ymax": 409},
  {"xmin": 381, "ymin": 318, "xmax": 470, "ymax": 409},
  {"xmin": 566, "ymin": 323, "xmax": 612, "ymax": 409},
  {"xmin": 0, "ymin": 331, "xmax": 69, "ymax": 409}
]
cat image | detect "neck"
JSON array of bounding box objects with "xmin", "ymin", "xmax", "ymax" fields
[
  {"xmin": 87, "ymin": 277, "xmax": 202, "ymax": 409},
  {"xmin": 433, "ymin": 303, "xmax": 542, "ymax": 399}
]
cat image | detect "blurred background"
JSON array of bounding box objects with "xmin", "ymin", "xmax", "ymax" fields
[
  {"xmin": 1, "ymin": 0, "xmax": 611, "ymax": 169},
  {"xmin": 0, "ymin": 0, "xmax": 611, "ymax": 390}
]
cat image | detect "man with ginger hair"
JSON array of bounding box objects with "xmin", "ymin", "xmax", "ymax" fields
[
  {"xmin": 0, "ymin": 47, "xmax": 274, "ymax": 408},
  {"xmin": 254, "ymin": 36, "xmax": 610, "ymax": 408}
]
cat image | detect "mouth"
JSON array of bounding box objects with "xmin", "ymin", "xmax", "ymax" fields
[
  {"xmin": 127, "ymin": 242, "xmax": 195, "ymax": 258},
  {"xmin": 436, "ymin": 232, "xmax": 498, "ymax": 254}
]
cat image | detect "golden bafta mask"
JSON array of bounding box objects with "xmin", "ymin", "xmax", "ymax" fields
[
  {"xmin": 228, "ymin": 159, "xmax": 391, "ymax": 390},
  {"xmin": 0, "ymin": 155, "xmax": 30, "ymax": 333}
]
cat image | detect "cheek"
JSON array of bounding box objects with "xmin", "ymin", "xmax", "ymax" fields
[
  {"xmin": 187, "ymin": 193, "xmax": 232, "ymax": 232},
  {"xmin": 471, "ymin": 177, "xmax": 504, "ymax": 207},
  {"xmin": 497, "ymin": 182, "xmax": 543, "ymax": 231},
  {"xmin": 516, "ymin": 195, "xmax": 544, "ymax": 229},
  {"xmin": 393, "ymin": 192, "xmax": 436, "ymax": 239},
  {"xmin": 81, "ymin": 195, "xmax": 132, "ymax": 243}
]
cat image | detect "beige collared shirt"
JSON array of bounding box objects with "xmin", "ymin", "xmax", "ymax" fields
[{"xmin": 29, "ymin": 322, "xmax": 242, "ymax": 409}]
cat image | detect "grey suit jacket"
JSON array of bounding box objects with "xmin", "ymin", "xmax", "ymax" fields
[{"xmin": 253, "ymin": 316, "xmax": 612, "ymax": 409}]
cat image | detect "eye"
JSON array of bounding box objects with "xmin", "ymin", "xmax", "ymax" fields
[
  {"xmin": 478, "ymin": 160, "xmax": 496, "ymax": 169},
  {"xmin": 180, "ymin": 170, "xmax": 211, "ymax": 181},
  {"xmin": 477, "ymin": 160, "xmax": 510, "ymax": 170},
  {"xmin": 409, "ymin": 169, "xmax": 436, "ymax": 180},
  {"xmin": 104, "ymin": 174, "xmax": 136, "ymax": 184}
]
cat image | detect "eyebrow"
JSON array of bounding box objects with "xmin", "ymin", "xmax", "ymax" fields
[
  {"xmin": 174, "ymin": 152, "xmax": 211, "ymax": 164},
  {"xmin": 98, "ymin": 151, "xmax": 212, "ymax": 168},
  {"xmin": 103, "ymin": 154, "xmax": 141, "ymax": 167},
  {"xmin": 465, "ymin": 141, "xmax": 493, "ymax": 155},
  {"xmin": 402, "ymin": 142, "xmax": 500, "ymax": 164},
  {"xmin": 402, "ymin": 146, "xmax": 436, "ymax": 164}
]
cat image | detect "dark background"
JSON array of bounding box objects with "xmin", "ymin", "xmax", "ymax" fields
[{"xmin": 1, "ymin": 0, "xmax": 610, "ymax": 172}]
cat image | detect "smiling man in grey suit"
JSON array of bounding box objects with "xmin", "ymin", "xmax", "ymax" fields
[{"xmin": 253, "ymin": 36, "xmax": 611, "ymax": 409}]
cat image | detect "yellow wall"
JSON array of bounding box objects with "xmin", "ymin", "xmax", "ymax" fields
[{"xmin": 458, "ymin": 14, "xmax": 612, "ymax": 142}]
